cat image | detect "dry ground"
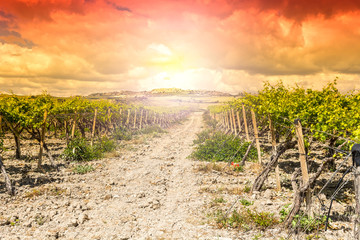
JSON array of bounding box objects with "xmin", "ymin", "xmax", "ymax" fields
[{"xmin": 0, "ymin": 112, "xmax": 354, "ymax": 239}]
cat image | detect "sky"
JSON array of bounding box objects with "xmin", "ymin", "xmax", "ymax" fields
[{"xmin": 1, "ymin": 0, "xmax": 360, "ymax": 96}]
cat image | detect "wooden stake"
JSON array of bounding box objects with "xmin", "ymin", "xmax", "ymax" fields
[
  {"xmin": 355, "ymin": 166, "xmax": 360, "ymax": 239},
  {"xmin": 139, "ymin": 109, "xmax": 143, "ymax": 130},
  {"xmin": 133, "ymin": 109, "xmax": 137, "ymax": 129},
  {"xmin": 294, "ymin": 119, "xmax": 312, "ymax": 217},
  {"xmin": 145, "ymin": 110, "xmax": 148, "ymax": 125},
  {"xmin": 269, "ymin": 115, "xmax": 281, "ymax": 191},
  {"xmin": 91, "ymin": 108, "xmax": 98, "ymax": 146},
  {"xmin": 224, "ymin": 112, "xmax": 228, "ymax": 130},
  {"xmin": 223, "ymin": 113, "xmax": 226, "ymax": 130},
  {"xmin": 228, "ymin": 110, "xmax": 234, "ymax": 133},
  {"xmin": 39, "ymin": 110, "xmax": 48, "ymax": 168},
  {"xmin": 242, "ymin": 104, "xmax": 250, "ymax": 141},
  {"xmin": 119, "ymin": 108, "xmax": 122, "ymax": 126},
  {"xmin": 231, "ymin": 109, "xmax": 237, "ymax": 135},
  {"xmin": 71, "ymin": 113, "xmax": 77, "ymax": 138},
  {"xmin": 236, "ymin": 111, "xmax": 242, "ymax": 132},
  {"xmin": 126, "ymin": 109, "xmax": 130, "ymax": 126},
  {"xmin": 0, "ymin": 115, "xmax": 2, "ymax": 134},
  {"xmin": 107, "ymin": 108, "xmax": 112, "ymax": 130},
  {"xmin": 251, "ymin": 109, "xmax": 262, "ymax": 165}
]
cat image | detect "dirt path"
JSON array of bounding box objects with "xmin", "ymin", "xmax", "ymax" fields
[{"xmin": 0, "ymin": 112, "xmax": 235, "ymax": 240}]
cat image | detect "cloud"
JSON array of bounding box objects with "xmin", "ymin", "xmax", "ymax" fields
[
  {"xmin": 254, "ymin": 0, "xmax": 360, "ymax": 22},
  {"xmin": 0, "ymin": 0, "xmax": 360, "ymax": 96},
  {"xmin": 105, "ymin": 1, "xmax": 131, "ymax": 12}
]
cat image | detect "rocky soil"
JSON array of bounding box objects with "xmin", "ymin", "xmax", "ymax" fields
[{"xmin": 0, "ymin": 112, "xmax": 355, "ymax": 239}]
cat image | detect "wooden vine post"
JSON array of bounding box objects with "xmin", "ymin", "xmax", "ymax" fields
[
  {"xmin": 236, "ymin": 111, "xmax": 242, "ymax": 133},
  {"xmin": 352, "ymin": 144, "xmax": 360, "ymax": 239},
  {"xmin": 39, "ymin": 110, "xmax": 48, "ymax": 168},
  {"xmin": 231, "ymin": 109, "xmax": 237, "ymax": 135},
  {"xmin": 107, "ymin": 108, "xmax": 112, "ymax": 132},
  {"xmin": 224, "ymin": 112, "xmax": 228, "ymax": 130},
  {"xmin": 251, "ymin": 109, "xmax": 262, "ymax": 165},
  {"xmin": 145, "ymin": 110, "xmax": 148, "ymax": 126},
  {"xmin": 71, "ymin": 112, "xmax": 77, "ymax": 139},
  {"xmin": 139, "ymin": 109, "xmax": 143, "ymax": 130},
  {"xmin": 227, "ymin": 110, "xmax": 231, "ymax": 132},
  {"xmin": 222, "ymin": 113, "xmax": 225, "ymax": 129},
  {"xmin": 90, "ymin": 108, "xmax": 98, "ymax": 146},
  {"xmin": 294, "ymin": 119, "xmax": 312, "ymax": 217},
  {"xmin": 119, "ymin": 108, "xmax": 122, "ymax": 126},
  {"xmin": 0, "ymin": 115, "xmax": 2, "ymax": 133},
  {"xmin": 269, "ymin": 115, "xmax": 281, "ymax": 191},
  {"xmin": 126, "ymin": 109, "xmax": 130, "ymax": 126},
  {"xmin": 242, "ymin": 104, "xmax": 250, "ymax": 141},
  {"xmin": 133, "ymin": 109, "xmax": 137, "ymax": 129}
]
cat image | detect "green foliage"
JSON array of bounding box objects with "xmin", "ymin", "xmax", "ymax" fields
[
  {"xmin": 213, "ymin": 197, "xmax": 226, "ymax": 203},
  {"xmin": 73, "ymin": 164, "xmax": 95, "ymax": 174},
  {"xmin": 193, "ymin": 129, "xmax": 212, "ymax": 145},
  {"xmin": 243, "ymin": 185, "xmax": 251, "ymax": 193},
  {"xmin": 292, "ymin": 214, "xmax": 328, "ymax": 233},
  {"xmin": 279, "ymin": 203, "xmax": 291, "ymax": 222},
  {"xmin": 191, "ymin": 130, "xmax": 258, "ymax": 162},
  {"xmin": 203, "ymin": 111, "xmax": 217, "ymax": 129},
  {"xmin": 214, "ymin": 208, "xmax": 278, "ymax": 231},
  {"xmin": 61, "ymin": 138, "xmax": 101, "ymax": 161},
  {"xmin": 138, "ymin": 125, "xmax": 166, "ymax": 135},
  {"xmin": 113, "ymin": 127, "xmax": 132, "ymax": 141},
  {"xmin": 247, "ymin": 209, "xmax": 278, "ymax": 230},
  {"xmin": 221, "ymin": 79, "xmax": 360, "ymax": 146},
  {"xmin": 279, "ymin": 204, "xmax": 328, "ymax": 233},
  {"xmin": 96, "ymin": 136, "xmax": 117, "ymax": 153},
  {"xmin": 62, "ymin": 135, "xmax": 117, "ymax": 161},
  {"xmin": 240, "ymin": 198, "xmax": 253, "ymax": 206}
]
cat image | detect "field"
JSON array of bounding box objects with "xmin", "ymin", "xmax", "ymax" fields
[{"xmin": 0, "ymin": 85, "xmax": 358, "ymax": 239}]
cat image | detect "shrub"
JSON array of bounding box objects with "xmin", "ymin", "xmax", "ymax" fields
[
  {"xmin": 203, "ymin": 111, "xmax": 217, "ymax": 129},
  {"xmin": 191, "ymin": 130, "xmax": 258, "ymax": 162},
  {"xmin": 113, "ymin": 127, "xmax": 132, "ymax": 141},
  {"xmin": 62, "ymin": 138, "xmax": 101, "ymax": 161},
  {"xmin": 73, "ymin": 164, "xmax": 95, "ymax": 174},
  {"xmin": 193, "ymin": 129, "xmax": 213, "ymax": 145},
  {"xmin": 96, "ymin": 136, "xmax": 116, "ymax": 153},
  {"xmin": 62, "ymin": 136, "xmax": 117, "ymax": 161},
  {"xmin": 214, "ymin": 208, "xmax": 278, "ymax": 231},
  {"xmin": 240, "ymin": 199, "xmax": 253, "ymax": 206},
  {"xmin": 279, "ymin": 204, "xmax": 329, "ymax": 233},
  {"xmin": 139, "ymin": 125, "xmax": 166, "ymax": 135}
]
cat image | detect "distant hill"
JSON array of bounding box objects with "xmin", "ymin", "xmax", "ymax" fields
[{"xmin": 88, "ymin": 88, "xmax": 233, "ymax": 98}]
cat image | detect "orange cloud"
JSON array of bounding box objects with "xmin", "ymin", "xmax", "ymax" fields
[{"xmin": 0, "ymin": 0, "xmax": 360, "ymax": 96}]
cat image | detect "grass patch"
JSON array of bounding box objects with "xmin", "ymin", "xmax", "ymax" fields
[
  {"xmin": 61, "ymin": 137, "xmax": 117, "ymax": 161},
  {"xmin": 24, "ymin": 186, "xmax": 66, "ymax": 198},
  {"xmin": 138, "ymin": 125, "xmax": 166, "ymax": 135},
  {"xmin": 195, "ymin": 163, "xmax": 224, "ymax": 173},
  {"xmin": 73, "ymin": 164, "xmax": 95, "ymax": 174},
  {"xmin": 279, "ymin": 204, "xmax": 329, "ymax": 233},
  {"xmin": 240, "ymin": 198, "xmax": 253, "ymax": 206},
  {"xmin": 213, "ymin": 197, "xmax": 226, "ymax": 204},
  {"xmin": 190, "ymin": 130, "xmax": 258, "ymax": 163},
  {"xmin": 212, "ymin": 208, "xmax": 278, "ymax": 231},
  {"xmin": 113, "ymin": 127, "xmax": 132, "ymax": 141}
]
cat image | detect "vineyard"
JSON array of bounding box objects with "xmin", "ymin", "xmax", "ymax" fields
[
  {"xmin": 0, "ymin": 82, "xmax": 360, "ymax": 239},
  {"xmin": 0, "ymin": 94, "xmax": 190, "ymax": 195},
  {"xmin": 193, "ymin": 80, "xmax": 359, "ymax": 239}
]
